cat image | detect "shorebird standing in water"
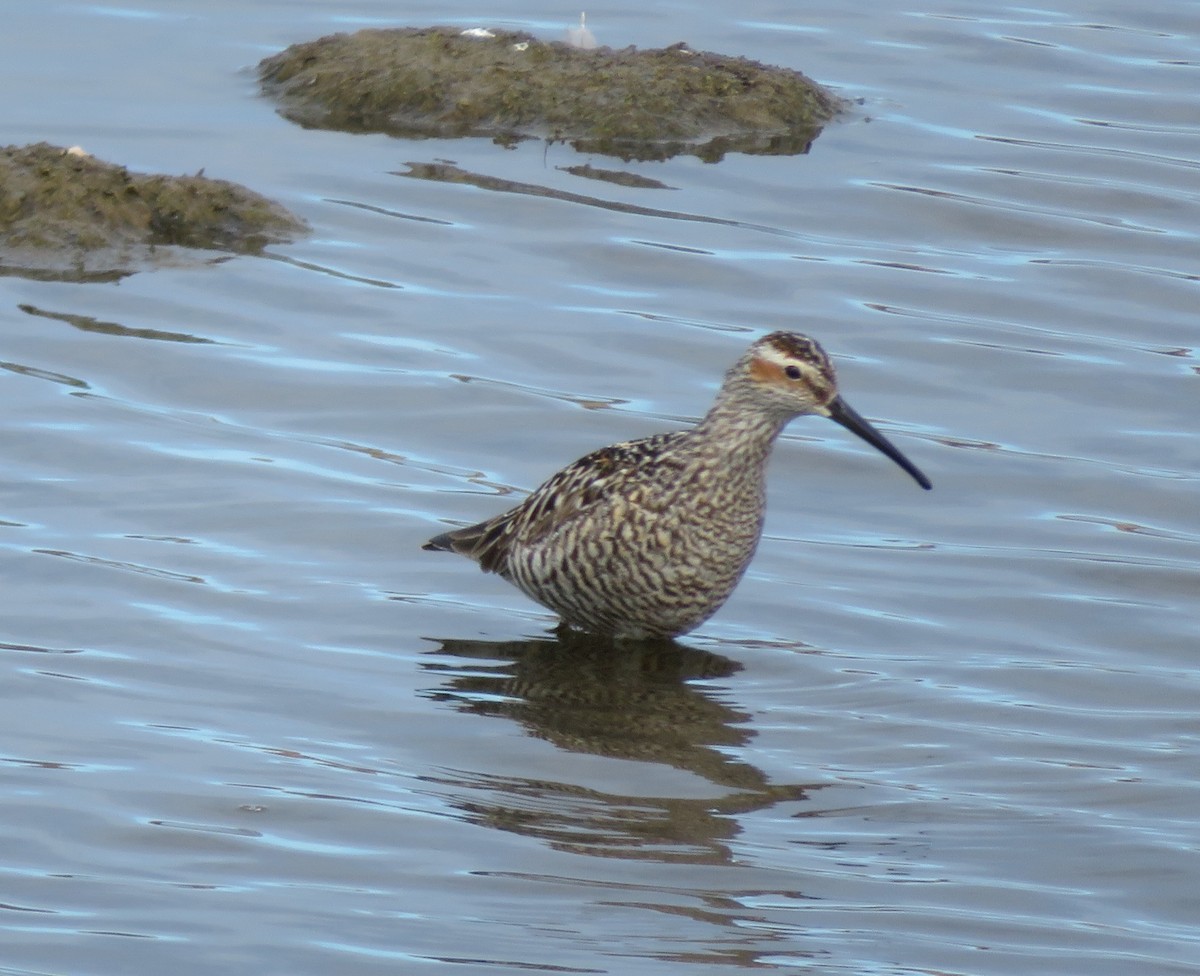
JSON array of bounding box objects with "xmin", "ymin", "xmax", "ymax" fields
[{"xmin": 424, "ymin": 331, "xmax": 931, "ymax": 639}]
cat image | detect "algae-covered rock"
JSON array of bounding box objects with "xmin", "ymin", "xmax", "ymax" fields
[
  {"xmin": 259, "ymin": 27, "xmax": 844, "ymax": 162},
  {"xmin": 0, "ymin": 142, "xmax": 306, "ymax": 280}
]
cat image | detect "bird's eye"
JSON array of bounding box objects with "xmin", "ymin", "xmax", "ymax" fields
[{"xmin": 784, "ymin": 365, "xmax": 802, "ymax": 380}]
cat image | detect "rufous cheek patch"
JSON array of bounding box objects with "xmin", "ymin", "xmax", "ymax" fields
[{"xmin": 748, "ymin": 355, "xmax": 786, "ymax": 384}]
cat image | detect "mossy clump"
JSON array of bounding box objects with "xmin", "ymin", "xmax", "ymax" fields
[
  {"xmin": 0, "ymin": 142, "xmax": 306, "ymax": 279},
  {"xmin": 259, "ymin": 27, "xmax": 844, "ymax": 161}
]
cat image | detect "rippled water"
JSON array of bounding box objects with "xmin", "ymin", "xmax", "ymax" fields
[{"xmin": 2, "ymin": 2, "xmax": 1198, "ymax": 974}]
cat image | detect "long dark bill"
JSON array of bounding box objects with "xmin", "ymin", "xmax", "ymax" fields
[{"xmin": 826, "ymin": 396, "xmax": 932, "ymax": 490}]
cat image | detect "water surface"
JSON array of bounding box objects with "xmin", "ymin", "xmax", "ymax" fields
[{"xmin": 1, "ymin": 2, "xmax": 1197, "ymax": 974}]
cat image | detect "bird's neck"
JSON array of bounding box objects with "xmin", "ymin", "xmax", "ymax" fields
[{"xmin": 693, "ymin": 389, "xmax": 791, "ymax": 462}]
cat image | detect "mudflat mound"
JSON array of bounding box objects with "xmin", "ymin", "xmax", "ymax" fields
[
  {"xmin": 0, "ymin": 142, "xmax": 306, "ymax": 279},
  {"xmin": 259, "ymin": 27, "xmax": 844, "ymax": 162}
]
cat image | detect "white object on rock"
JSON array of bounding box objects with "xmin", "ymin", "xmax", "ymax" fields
[{"xmin": 565, "ymin": 12, "xmax": 597, "ymax": 50}]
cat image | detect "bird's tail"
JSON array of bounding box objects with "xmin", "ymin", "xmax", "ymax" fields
[
  {"xmin": 421, "ymin": 531, "xmax": 458, "ymax": 552},
  {"xmin": 421, "ymin": 517, "xmax": 512, "ymax": 575}
]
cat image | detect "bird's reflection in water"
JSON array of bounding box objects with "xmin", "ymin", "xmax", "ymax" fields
[{"xmin": 420, "ymin": 630, "xmax": 821, "ymax": 862}]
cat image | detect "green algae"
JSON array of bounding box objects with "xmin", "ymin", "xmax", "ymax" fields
[{"xmin": 259, "ymin": 27, "xmax": 844, "ymax": 162}]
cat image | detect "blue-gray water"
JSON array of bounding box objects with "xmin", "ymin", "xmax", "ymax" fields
[{"xmin": 2, "ymin": 2, "xmax": 1197, "ymax": 974}]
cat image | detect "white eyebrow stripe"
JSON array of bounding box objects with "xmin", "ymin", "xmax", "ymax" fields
[
  {"xmin": 757, "ymin": 347, "xmax": 820, "ymax": 378},
  {"xmin": 758, "ymin": 345, "xmax": 796, "ymax": 367}
]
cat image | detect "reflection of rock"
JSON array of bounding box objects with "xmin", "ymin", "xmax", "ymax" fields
[
  {"xmin": 560, "ymin": 163, "xmax": 674, "ymax": 190},
  {"xmin": 17, "ymin": 302, "xmax": 216, "ymax": 344},
  {"xmin": 398, "ymin": 160, "xmax": 757, "ymax": 234},
  {"xmin": 259, "ymin": 27, "xmax": 843, "ymax": 162},
  {"xmin": 0, "ymin": 142, "xmax": 306, "ymax": 280},
  {"xmin": 421, "ymin": 633, "xmax": 819, "ymax": 861}
]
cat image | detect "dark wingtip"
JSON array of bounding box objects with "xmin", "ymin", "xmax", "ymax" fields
[{"xmin": 422, "ymin": 532, "xmax": 454, "ymax": 552}]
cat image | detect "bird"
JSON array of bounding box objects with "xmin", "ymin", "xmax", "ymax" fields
[{"xmin": 423, "ymin": 331, "xmax": 931, "ymax": 640}]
